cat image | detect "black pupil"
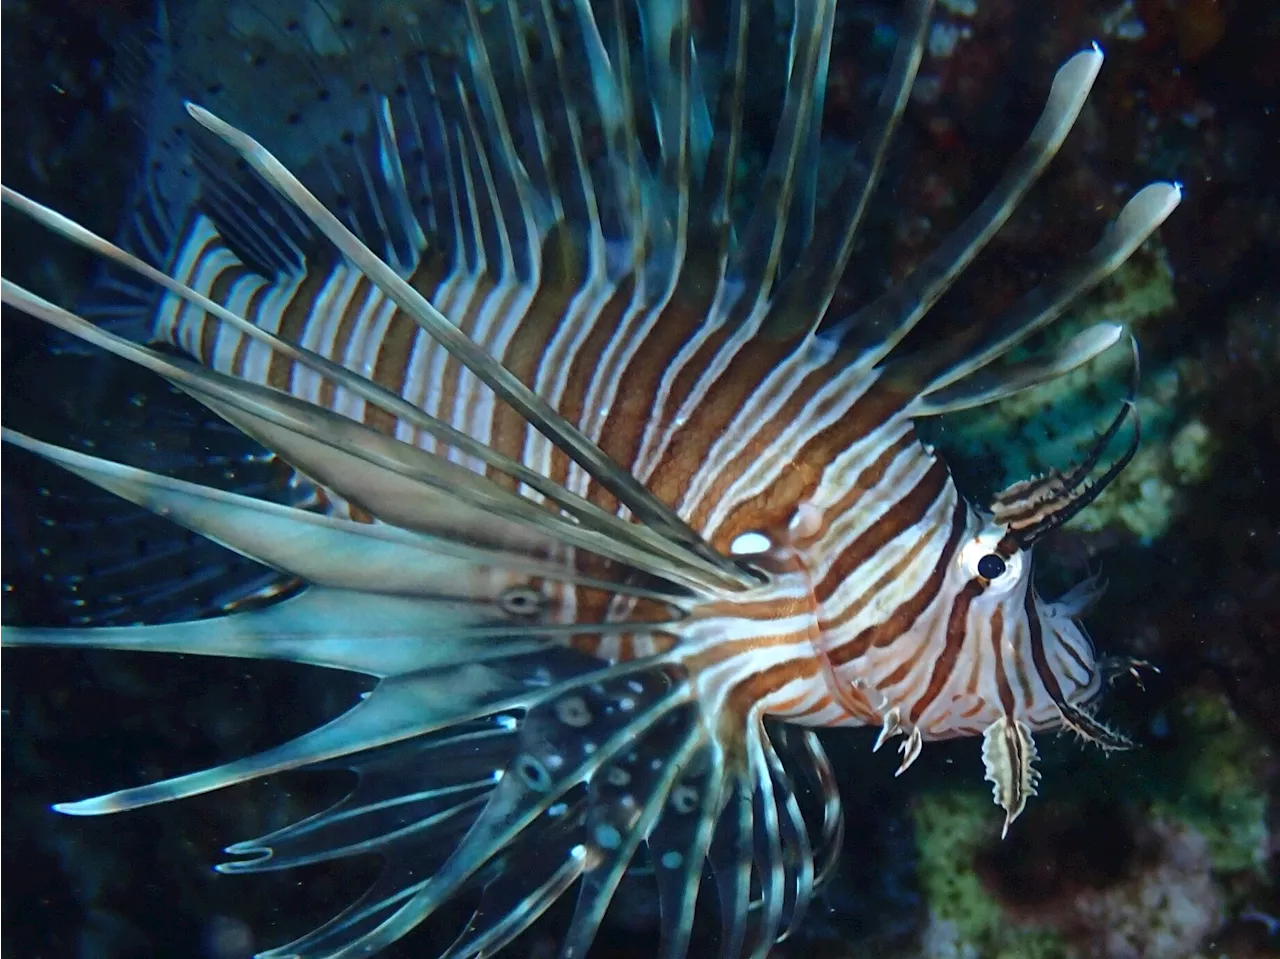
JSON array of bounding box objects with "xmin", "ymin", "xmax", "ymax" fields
[{"xmin": 977, "ymin": 554, "xmax": 1007, "ymax": 579}]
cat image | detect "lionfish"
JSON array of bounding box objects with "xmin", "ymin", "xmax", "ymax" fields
[{"xmin": 2, "ymin": 0, "xmax": 1178, "ymax": 954}]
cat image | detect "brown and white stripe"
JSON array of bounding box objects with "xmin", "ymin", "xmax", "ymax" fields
[{"xmin": 133, "ymin": 0, "xmax": 1117, "ymax": 765}]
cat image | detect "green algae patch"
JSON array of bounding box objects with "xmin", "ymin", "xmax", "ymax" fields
[
  {"xmin": 912, "ymin": 790, "xmax": 1069, "ymax": 959},
  {"xmin": 1050, "ymin": 689, "xmax": 1271, "ymax": 882},
  {"xmin": 1071, "ymin": 407, "xmax": 1218, "ymax": 543},
  {"xmin": 1152, "ymin": 691, "xmax": 1272, "ymax": 877}
]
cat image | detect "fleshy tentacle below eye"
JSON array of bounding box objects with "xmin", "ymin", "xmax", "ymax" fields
[{"xmin": 981, "ymin": 714, "xmax": 1041, "ymax": 840}]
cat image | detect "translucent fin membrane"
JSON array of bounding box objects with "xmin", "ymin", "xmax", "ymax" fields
[
  {"xmin": 836, "ymin": 46, "xmax": 1108, "ymax": 359},
  {"xmin": 217, "ymin": 720, "xmax": 512, "ymax": 874},
  {"xmin": 0, "ymin": 430, "xmax": 688, "ymax": 605},
  {"xmin": 771, "ymin": 724, "xmax": 844, "ymax": 889},
  {"xmin": 5, "ymin": 589, "xmax": 570, "ymax": 678},
  {"xmin": 1, "ymin": 374, "xmax": 303, "ymax": 625},
  {"xmin": 911, "ymin": 183, "xmax": 1182, "ymax": 408},
  {"xmin": 732, "ymin": 0, "xmax": 839, "ymax": 307},
  {"xmin": 43, "ymin": 646, "xmax": 597, "ymax": 820},
  {"xmin": 295, "ymin": 665, "xmax": 694, "ymax": 957},
  {"xmin": 647, "ymin": 735, "xmax": 727, "ymax": 958},
  {"xmin": 760, "ymin": 0, "xmax": 936, "ymax": 337}
]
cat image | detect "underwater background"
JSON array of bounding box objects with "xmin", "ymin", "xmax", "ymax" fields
[{"xmin": 1, "ymin": 0, "xmax": 1277, "ymax": 956}]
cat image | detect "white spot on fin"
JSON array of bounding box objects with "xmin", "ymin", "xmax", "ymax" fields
[{"xmin": 730, "ymin": 531, "xmax": 772, "ymax": 556}]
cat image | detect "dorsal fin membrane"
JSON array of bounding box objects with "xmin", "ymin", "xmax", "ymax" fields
[
  {"xmin": 188, "ymin": 131, "xmax": 317, "ymax": 278},
  {"xmin": 74, "ymin": 11, "xmax": 197, "ymax": 346},
  {"xmin": 758, "ymin": 0, "xmax": 935, "ymax": 340},
  {"xmin": 731, "ymin": 0, "xmax": 840, "ymax": 312}
]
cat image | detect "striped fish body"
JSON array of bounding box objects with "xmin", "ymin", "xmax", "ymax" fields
[
  {"xmin": 2, "ymin": 0, "xmax": 1181, "ymax": 954},
  {"xmin": 152, "ymin": 211, "xmax": 949, "ymax": 695},
  {"xmin": 151, "ymin": 196, "xmax": 1101, "ymax": 743},
  {"xmin": 155, "ymin": 213, "xmax": 880, "ymax": 527}
]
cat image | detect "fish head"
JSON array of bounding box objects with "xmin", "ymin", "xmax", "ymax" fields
[{"xmin": 950, "ymin": 516, "xmax": 1112, "ymax": 738}]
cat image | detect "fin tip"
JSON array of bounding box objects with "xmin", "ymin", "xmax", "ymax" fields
[{"xmin": 52, "ymin": 799, "xmax": 103, "ymax": 816}]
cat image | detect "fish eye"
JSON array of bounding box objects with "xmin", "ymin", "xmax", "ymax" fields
[
  {"xmin": 977, "ymin": 554, "xmax": 1007, "ymax": 580},
  {"xmin": 501, "ymin": 586, "xmax": 544, "ymax": 617},
  {"xmin": 958, "ymin": 530, "xmax": 1023, "ymax": 591}
]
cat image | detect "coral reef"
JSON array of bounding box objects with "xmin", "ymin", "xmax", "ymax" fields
[
  {"xmin": 912, "ymin": 789, "xmax": 1069, "ymax": 959},
  {"xmin": 900, "ymin": 684, "xmax": 1274, "ymax": 959},
  {"xmin": 912, "ymin": 798, "xmax": 1241, "ymax": 959},
  {"xmin": 986, "ymin": 814, "xmax": 1226, "ymax": 959},
  {"xmin": 1148, "ymin": 691, "xmax": 1272, "ymax": 878}
]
